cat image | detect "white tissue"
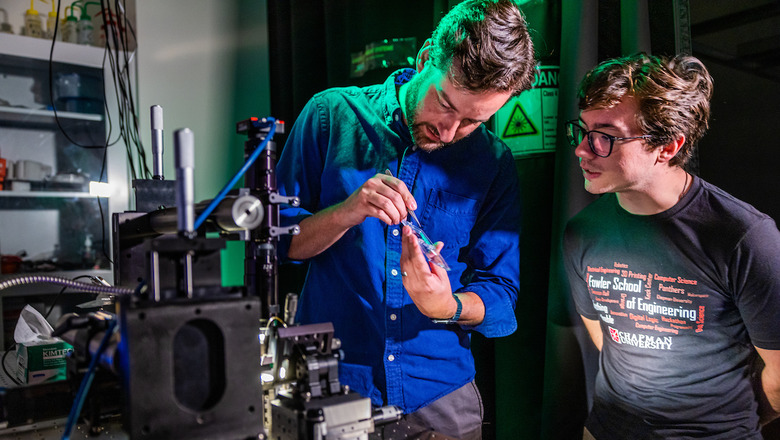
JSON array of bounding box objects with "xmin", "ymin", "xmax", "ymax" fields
[{"xmin": 14, "ymin": 305, "xmax": 57, "ymax": 345}]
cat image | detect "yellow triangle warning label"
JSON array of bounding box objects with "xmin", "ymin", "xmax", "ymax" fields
[{"xmin": 502, "ymin": 103, "xmax": 537, "ymax": 138}]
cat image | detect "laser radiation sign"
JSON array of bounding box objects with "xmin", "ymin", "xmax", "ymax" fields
[{"xmin": 493, "ymin": 65, "xmax": 559, "ymax": 156}]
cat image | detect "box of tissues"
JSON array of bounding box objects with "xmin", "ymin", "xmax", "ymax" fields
[{"xmin": 14, "ymin": 305, "xmax": 73, "ymax": 384}]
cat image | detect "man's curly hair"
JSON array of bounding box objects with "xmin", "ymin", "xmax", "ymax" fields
[
  {"xmin": 578, "ymin": 53, "xmax": 714, "ymax": 167},
  {"xmin": 429, "ymin": 0, "xmax": 536, "ymax": 96}
]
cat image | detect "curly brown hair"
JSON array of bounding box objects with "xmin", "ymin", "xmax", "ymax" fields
[
  {"xmin": 577, "ymin": 53, "xmax": 713, "ymax": 167},
  {"xmin": 429, "ymin": 0, "xmax": 536, "ymax": 96}
]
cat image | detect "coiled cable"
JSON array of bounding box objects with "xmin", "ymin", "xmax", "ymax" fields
[{"xmin": 0, "ymin": 275, "xmax": 135, "ymax": 296}]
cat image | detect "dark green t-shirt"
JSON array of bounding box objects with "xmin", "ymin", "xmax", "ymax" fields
[{"xmin": 564, "ymin": 176, "xmax": 780, "ymax": 439}]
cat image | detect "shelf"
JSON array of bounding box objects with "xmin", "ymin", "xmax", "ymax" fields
[
  {"xmin": 0, "ymin": 191, "xmax": 94, "ymax": 199},
  {"xmin": 0, "ymin": 16, "xmax": 132, "ymax": 353},
  {"xmin": 0, "ymin": 34, "xmax": 114, "ymax": 69},
  {"xmin": 0, "ymin": 106, "xmax": 103, "ymax": 124}
]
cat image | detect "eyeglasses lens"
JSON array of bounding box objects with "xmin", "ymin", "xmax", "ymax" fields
[
  {"xmin": 569, "ymin": 124, "xmax": 612, "ymax": 157},
  {"xmin": 590, "ymin": 132, "xmax": 612, "ymax": 157},
  {"xmin": 567, "ymin": 123, "xmax": 583, "ymax": 147}
]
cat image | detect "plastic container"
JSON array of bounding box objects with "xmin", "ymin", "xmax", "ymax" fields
[
  {"xmin": 1, "ymin": 255, "xmax": 22, "ymax": 274},
  {"xmin": 77, "ymin": 1, "xmax": 100, "ymax": 45},
  {"xmin": 0, "ymin": 8, "xmax": 14, "ymax": 34},
  {"xmin": 24, "ymin": 1, "xmax": 44, "ymax": 38},
  {"xmin": 54, "ymin": 72, "xmax": 102, "ymax": 113},
  {"xmin": 76, "ymin": 13, "xmax": 92, "ymax": 44},
  {"xmin": 61, "ymin": 5, "xmax": 79, "ymax": 43},
  {"xmin": 45, "ymin": 1, "xmax": 59, "ymax": 40}
]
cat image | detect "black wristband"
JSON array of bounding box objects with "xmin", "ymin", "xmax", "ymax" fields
[{"xmin": 431, "ymin": 294, "xmax": 462, "ymax": 324}]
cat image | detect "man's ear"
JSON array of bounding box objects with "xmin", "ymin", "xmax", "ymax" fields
[
  {"xmin": 657, "ymin": 135, "xmax": 686, "ymax": 164},
  {"xmin": 416, "ymin": 39, "xmax": 432, "ymax": 72}
]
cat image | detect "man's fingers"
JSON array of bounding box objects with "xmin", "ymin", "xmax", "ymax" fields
[
  {"xmin": 401, "ymin": 224, "xmax": 432, "ymax": 273},
  {"xmin": 380, "ymin": 173, "xmax": 418, "ymax": 216}
]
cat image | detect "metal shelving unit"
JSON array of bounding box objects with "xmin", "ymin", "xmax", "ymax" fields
[{"xmin": 0, "ymin": 33, "xmax": 130, "ymax": 347}]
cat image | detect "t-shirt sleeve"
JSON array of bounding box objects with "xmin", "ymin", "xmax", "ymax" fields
[{"xmin": 732, "ymin": 217, "xmax": 780, "ymax": 349}]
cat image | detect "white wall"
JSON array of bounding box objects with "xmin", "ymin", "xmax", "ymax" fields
[
  {"xmin": 135, "ymin": 0, "xmax": 270, "ymax": 202},
  {"xmin": 135, "ymin": 0, "xmax": 270, "ymax": 284}
]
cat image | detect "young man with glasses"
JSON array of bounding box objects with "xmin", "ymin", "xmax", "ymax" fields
[
  {"xmin": 275, "ymin": 1, "xmax": 536, "ymax": 438},
  {"xmin": 563, "ymin": 53, "xmax": 780, "ymax": 439}
]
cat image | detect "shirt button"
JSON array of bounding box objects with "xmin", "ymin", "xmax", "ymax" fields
[
  {"xmin": 391, "ymin": 269, "xmax": 398, "ymax": 276},
  {"xmin": 392, "ymin": 228, "xmax": 399, "ymax": 236},
  {"xmin": 390, "ymin": 314, "xmax": 397, "ymax": 321},
  {"xmin": 387, "ymin": 355, "xmax": 395, "ymax": 362}
]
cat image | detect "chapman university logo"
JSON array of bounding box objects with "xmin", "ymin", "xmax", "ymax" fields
[{"xmin": 608, "ymin": 326, "xmax": 673, "ymax": 350}]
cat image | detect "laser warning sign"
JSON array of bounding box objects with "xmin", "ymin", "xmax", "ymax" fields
[
  {"xmin": 493, "ymin": 65, "xmax": 559, "ymax": 156},
  {"xmin": 501, "ymin": 104, "xmax": 537, "ymax": 137}
]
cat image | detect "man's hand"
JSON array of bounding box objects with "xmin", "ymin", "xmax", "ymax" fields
[
  {"xmin": 339, "ymin": 172, "xmax": 417, "ymax": 227},
  {"xmin": 400, "ymin": 225, "xmax": 486, "ymax": 325},
  {"xmin": 288, "ymin": 173, "xmax": 418, "ymax": 260},
  {"xmin": 581, "ymin": 316, "xmax": 604, "ymax": 351},
  {"xmin": 400, "ymin": 225, "xmax": 458, "ymax": 319},
  {"xmin": 755, "ymin": 347, "xmax": 780, "ymax": 426}
]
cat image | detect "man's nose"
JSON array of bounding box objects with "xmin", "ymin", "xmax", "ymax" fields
[
  {"xmin": 436, "ymin": 117, "xmax": 459, "ymax": 143},
  {"xmin": 574, "ymin": 137, "xmax": 593, "ymax": 159}
]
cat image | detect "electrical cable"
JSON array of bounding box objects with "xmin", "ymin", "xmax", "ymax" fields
[
  {"xmin": 45, "ymin": 1, "xmax": 120, "ymax": 270},
  {"xmin": 101, "ymin": 0, "xmax": 138, "ymax": 178},
  {"xmin": 1, "ymin": 345, "xmax": 21, "ymax": 386},
  {"xmin": 3, "ymin": 272, "xmax": 100, "ymax": 388},
  {"xmin": 193, "ymin": 119, "xmax": 277, "ymax": 230},
  {"xmin": 47, "ymin": 0, "xmax": 105, "ymax": 150},
  {"xmin": 98, "ymin": 0, "xmax": 149, "ymax": 181},
  {"xmin": 61, "ymin": 318, "xmax": 116, "ymax": 440},
  {"xmin": 44, "ymin": 1, "xmax": 152, "ymax": 184},
  {"xmin": 43, "ymin": 274, "xmax": 93, "ymax": 320},
  {"xmin": 268, "ymin": 316, "xmax": 286, "ymax": 328},
  {"xmin": 54, "ymin": 0, "xmax": 159, "ymax": 187}
]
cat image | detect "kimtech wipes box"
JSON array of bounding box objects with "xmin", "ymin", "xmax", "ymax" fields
[
  {"xmin": 13, "ymin": 304, "xmax": 74, "ymax": 384},
  {"xmin": 16, "ymin": 340, "xmax": 73, "ymax": 384}
]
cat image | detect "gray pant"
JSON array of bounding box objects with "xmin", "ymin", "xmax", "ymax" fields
[{"xmin": 373, "ymin": 381, "xmax": 483, "ymax": 440}]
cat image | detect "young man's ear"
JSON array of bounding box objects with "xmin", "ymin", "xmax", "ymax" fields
[
  {"xmin": 657, "ymin": 135, "xmax": 686, "ymax": 164},
  {"xmin": 416, "ymin": 39, "xmax": 432, "ymax": 72}
]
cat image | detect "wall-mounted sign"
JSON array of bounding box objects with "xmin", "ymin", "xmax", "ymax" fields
[{"xmin": 493, "ymin": 65, "xmax": 559, "ymax": 157}]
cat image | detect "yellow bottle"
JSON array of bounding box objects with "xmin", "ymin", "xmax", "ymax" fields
[
  {"xmin": 24, "ymin": 0, "xmax": 44, "ymax": 39},
  {"xmin": 45, "ymin": 1, "xmax": 59, "ymax": 40}
]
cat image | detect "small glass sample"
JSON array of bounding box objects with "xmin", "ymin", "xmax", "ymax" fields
[
  {"xmin": 384, "ymin": 168, "xmax": 450, "ymax": 271},
  {"xmin": 401, "ymin": 219, "xmax": 450, "ymax": 271}
]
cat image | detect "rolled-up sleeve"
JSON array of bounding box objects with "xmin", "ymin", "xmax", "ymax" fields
[{"xmin": 458, "ymin": 152, "xmax": 520, "ymax": 337}]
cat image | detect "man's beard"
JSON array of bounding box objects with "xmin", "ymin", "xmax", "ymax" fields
[
  {"xmin": 409, "ymin": 121, "xmax": 446, "ymax": 152},
  {"xmin": 404, "ymin": 76, "xmax": 447, "ymax": 152}
]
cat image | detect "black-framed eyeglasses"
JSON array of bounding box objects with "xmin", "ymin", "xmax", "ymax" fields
[{"xmin": 565, "ymin": 120, "xmax": 652, "ymax": 158}]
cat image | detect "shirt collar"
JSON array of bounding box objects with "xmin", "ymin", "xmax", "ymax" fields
[{"xmin": 384, "ymin": 68, "xmax": 416, "ymax": 144}]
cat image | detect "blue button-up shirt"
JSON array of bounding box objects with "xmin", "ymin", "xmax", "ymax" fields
[{"xmin": 276, "ymin": 69, "xmax": 520, "ymax": 413}]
